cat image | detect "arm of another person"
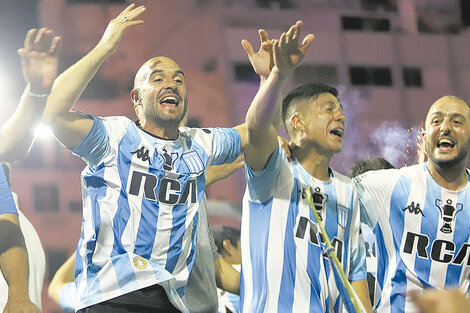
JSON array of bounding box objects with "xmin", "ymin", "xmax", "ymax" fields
[
  {"xmin": 244, "ymin": 21, "xmax": 313, "ymax": 172},
  {"xmin": 0, "ymin": 28, "xmax": 60, "ymax": 162},
  {"xmin": 214, "ymin": 257, "xmax": 240, "ymax": 295},
  {"xmin": 42, "ymin": 4, "xmax": 145, "ymax": 150},
  {"xmin": 351, "ymin": 280, "xmax": 373, "ymax": 313},
  {"xmin": 48, "ymin": 254, "xmax": 75, "ymax": 309},
  {"xmin": 0, "ymin": 213, "xmax": 40, "ymax": 313}
]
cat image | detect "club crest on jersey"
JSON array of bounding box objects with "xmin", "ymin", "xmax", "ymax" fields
[
  {"xmin": 435, "ymin": 199, "xmax": 463, "ymax": 234},
  {"xmin": 336, "ymin": 205, "xmax": 348, "ymax": 228},
  {"xmin": 157, "ymin": 149, "xmax": 178, "ymax": 171},
  {"xmin": 182, "ymin": 150, "xmax": 205, "ymax": 175}
]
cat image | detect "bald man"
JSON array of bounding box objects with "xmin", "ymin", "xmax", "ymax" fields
[
  {"xmin": 354, "ymin": 96, "xmax": 470, "ymax": 313},
  {"xmin": 42, "ymin": 4, "xmax": 246, "ymax": 313}
]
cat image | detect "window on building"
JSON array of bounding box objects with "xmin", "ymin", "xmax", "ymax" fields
[
  {"xmin": 349, "ymin": 66, "xmax": 392, "ymax": 86},
  {"xmin": 341, "ymin": 16, "xmax": 391, "ymax": 32},
  {"xmin": 46, "ymin": 249, "xmax": 69, "ymax": 281},
  {"xmin": 68, "ymin": 200, "xmax": 82, "ymax": 213},
  {"xmin": 233, "ymin": 63, "xmax": 258, "ymax": 82},
  {"xmin": 32, "ymin": 184, "xmax": 59, "ymax": 212},
  {"xmin": 402, "ymin": 67, "xmax": 423, "ymax": 87},
  {"xmin": 294, "ymin": 64, "xmax": 339, "ymax": 86}
]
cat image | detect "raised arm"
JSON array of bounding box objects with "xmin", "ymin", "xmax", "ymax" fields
[
  {"xmin": 245, "ymin": 21, "xmax": 313, "ymax": 172},
  {"xmin": 42, "ymin": 4, "xmax": 145, "ymax": 149},
  {"xmin": 0, "ymin": 28, "xmax": 60, "ymax": 162}
]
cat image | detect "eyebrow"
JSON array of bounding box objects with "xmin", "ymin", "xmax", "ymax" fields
[
  {"xmin": 149, "ymin": 69, "xmax": 185, "ymax": 79},
  {"xmin": 431, "ymin": 111, "xmax": 466, "ymax": 119}
]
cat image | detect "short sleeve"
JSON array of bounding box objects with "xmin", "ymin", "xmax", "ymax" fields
[
  {"xmin": 210, "ymin": 128, "xmax": 241, "ymax": 166},
  {"xmin": 245, "ymin": 146, "xmax": 290, "ymax": 203},
  {"xmin": 0, "ymin": 165, "xmax": 17, "ymax": 215},
  {"xmin": 354, "ymin": 170, "xmax": 394, "ymax": 228},
  {"xmin": 72, "ymin": 114, "xmax": 110, "ymax": 167}
]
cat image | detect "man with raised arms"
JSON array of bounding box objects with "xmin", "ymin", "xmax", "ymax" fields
[
  {"xmin": 42, "ymin": 4, "xmax": 245, "ymax": 312},
  {"xmin": 240, "ymin": 22, "xmax": 372, "ymax": 312}
]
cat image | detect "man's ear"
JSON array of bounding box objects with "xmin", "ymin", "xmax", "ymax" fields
[
  {"xmin": 131, "ymin": 89, "xmax": 140, "ymax": 105},
  {"xmin": 291, "ymin": 113, "xmax": 305, "ymax": 132},
  {"xmin": 222, "ymin": 239, "xmax": 233, "ymax": 256}
]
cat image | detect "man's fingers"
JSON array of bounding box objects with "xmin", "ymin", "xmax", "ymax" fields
[
  {"xmin": 300, "ymin": 34, "xmax": 315, "ymax": 52},
  {"xmin": 241, "ymin": 39, "xmax": 255, "ymax": 56},
  {"xmin": 37, "ymin": 29, "xmax": 54, "ymax": 53},
  {"xmin": 49, "ymin": 36, "xmax": 61, "ymax": 56},
  {"xmin": 119, "ymin": 3, "xmax": 136, "ymax": 16},
  {"xmin": 24, "ymin": 28, "xmax": 37, "ymax": 52},
  {"xmin": 259, "ymin": 29, "xmax": 268, "ymax": 44}
]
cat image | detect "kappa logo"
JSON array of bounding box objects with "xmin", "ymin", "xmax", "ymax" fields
[
  {"xmin": 402, "ymin": 201, "xmax": 424, "ymax": 216},
  {"xmin": 435, "ymin": 199, "xmax": 463, "ymax": 234},
  {"xmin": 132, "ymin": 146, "xmax": 151, "ymax": 163}
]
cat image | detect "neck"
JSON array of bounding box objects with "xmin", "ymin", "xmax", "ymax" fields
[
  {"xmin": 139, "ymin": 119, "xmax": 179, "ymax": 140},
  {"xmin": 294, "ymin": 147, "xmax": 332, "ymax": 181},
  {"xmin": 427, "ymin": 160, "xmax": 468, "ymax": 191}
]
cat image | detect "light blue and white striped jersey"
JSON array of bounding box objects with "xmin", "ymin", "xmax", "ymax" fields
[
  {"xmin": 0, "ymin": 165, "xmax": 17, "ymax": 215},
  {"xmin": 71, "ymin": 115, "xmax": 241, "ymax": 311},
  {"xmin": 354, "ymin": 163, "xmax": 470, "ymax": 313},
  {"xmin": 218, "ymin": 289, "xmax": 240, "ymax": 313},
  {"xmin": 241, "ymin": 147, "xmax": 366, "ymax": 313}
]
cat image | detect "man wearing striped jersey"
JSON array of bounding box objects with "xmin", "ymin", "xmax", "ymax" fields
[
  {"xmin": 354, "ymin": 96, "xmax": 470, "ymax": 313},
  {"xmin": 42, "ymin": 4, "xmax": 246, "ymax": 313},
  {"xmin": 241, "ymin": 22, "xmax": 372, "ymax": 313}
]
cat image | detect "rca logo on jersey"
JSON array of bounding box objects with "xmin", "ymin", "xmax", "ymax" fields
[
  {"xmin": 435, "ymin": 199, "xmax": 463, "ymax": 234},
  {"xmin": 128, "ymin": 170, "xmax": 197, "ymax": 204},
  {"xmin": 402, "ymin": 201, "xmax": 424, "ymax": 216},
  {"xmin": 295, "ymin": 216, "xmax": 344, "ymax": 262},
  {"xmin": 403, "ymin": 231, "xmax": 470, "ymax": 265}
]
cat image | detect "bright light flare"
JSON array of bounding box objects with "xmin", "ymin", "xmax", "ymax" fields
[
  {"xmin": 416, "ymin": 122, "xmax": 426, "ymax": 164},
  {"xmin": 34, "ymin": 123, "xmax": 53, "ymax": 138}
]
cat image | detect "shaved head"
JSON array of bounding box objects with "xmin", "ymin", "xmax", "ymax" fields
[
  {"xmin": 425, "ymin": 96, "xmax": 470, "ymax": 126},
  {"xmin": 133, "ymin": 56, "xmax": 182, "ymax": 90}
]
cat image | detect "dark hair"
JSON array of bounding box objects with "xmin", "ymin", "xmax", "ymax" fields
[
  {"xmin": 212, "ymin": 226, "xmax": 240, "ymax": 255},
  {"xmin": 281, "ymin": 83, "xmax": 339, "ymax": 123},
  {"xmin": 349, "ymin": 157, "xmax": 395, "ymax": 178}
]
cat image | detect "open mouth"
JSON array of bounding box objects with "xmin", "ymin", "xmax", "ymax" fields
[
  {"xmin": 330, "ymin": 127, "xmax": 344, "ymax": 139},
  {"xmin": 159, "ymin": 95, "xmax": 180, "ymax": 107},
  {"xmin": 437, "ymin": 138, "xmax": 455, "ymax": 149}
]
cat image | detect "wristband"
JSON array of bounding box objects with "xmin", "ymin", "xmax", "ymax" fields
[{"xmin": 27, "ymin": 89, "xmax": 50, "ymax": 98}]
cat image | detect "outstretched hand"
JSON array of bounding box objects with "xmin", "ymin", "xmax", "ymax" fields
[
  {"xmin": 273, "ymin": 20, "xmax": 314, "ymax": 79},
  {"xmin": 18, "ymin": 28, "xmax": 61, "ymax": 94},
  {"xmin": 98, "ymin": 3, "xmax": 145, "ymax": 54},
  {"xmin": 241, "ymin": 29, "xmax": 274, "ymax": 80}
]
